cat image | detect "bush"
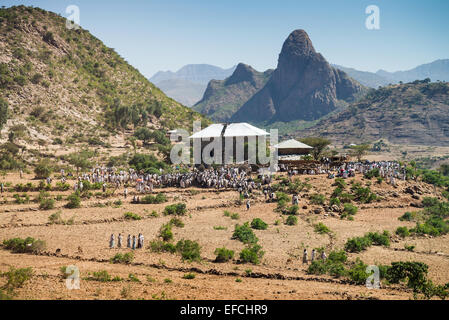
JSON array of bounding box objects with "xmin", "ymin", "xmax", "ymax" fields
[
  {"xmin": 124, "ymin": 212, "xmax": 141, "ymax": 220},
  {"xmin": 183, "ymin": 273, "xmax": 196, "ymax": 280},
  {"xmin": 314, "ymin": 222, "xmax": 331, "ymax": 235},
  {"xmin": 163, "ymin": 203, "xmax": 186, "ymax": 216},
  {"xmin": 352, "ymin": 184, "xmax": 377, "ymax": 203},
  {"xmin": 90, "ymin": 270, "xmax": 111, "ymax": 282},
  {"xmin": 239, "ymin": 244, "xmax": 264, "ymax": 264},
  {"xmin": 175, "ymin": 239, "xmax": 201, "ymax": 262},
  {"xmin": 310, "ymin": 193, "xmax": 325, "ymax": 205},
  {"xmin": 65, "ymin": 193, "xmax": 81, "ymax": 209},
  {"xmin": 366, "ymin": 231, "xmax": 390, "ymax": 247},
  {"xmin": 169, "ymin": 217, "xmax": 184, "ymax": 228},
  {"xmin": 344, "ymin": 236, "xmax": 372, "ymax": 253},
  {"xmin": 251, "ymin": 218, "xmax": 268, "ymax": 230},
  {"xmin": 285, "ymin": 215, "xmax": 298, "ymax": 226},
  {"xmin": 158, "ymin": 223, "xmax": 173, "ymax": 241},
  {"xmin": 396, "ymin": 226, "xmax": 410, "ymax": 238},
  {"xmin": 110, "ymin": 252, "xmax": 134, "ymax": 264},
  {"xmin": 347, "ymin": 259, "xmax": 369, "ymax": 285},
  {"xmin": 214, "ymin": 247, "xmax": 235, "ymax": 262},
  {"xmin": 2, "ymin": 237, "xmax": 46, "ymax": 253},
  {"xmin": 343, "ymin": 203, "xmax": 358, "ymax": 216},
  {"xmin": 284, "ymin": 205, "xmax": 299, "ymax": 215},
  {"xmin": 399, "ymin": 211, "xmax": 416, "ymax": 222},
  {"xmin": 2, "ymin": 267, "xmax": 33, "ymax": 291},
  {"xmin": 34, "ymin": 161, "xmax": 52, "ymax": 179},
  {"xmin": 149, "ymin": 240, "xmax": 176, "ymax": 253},
  {"xmin": 141, "ymin": 193, "xmax": 167, "ymax": 204},
  {"xmin": 232, "ymin": 222, "xmax": 258, "ymax": 244},
  {"xmin": 39, "ymin": 197, "xmax": 55, "ymax": 210}
]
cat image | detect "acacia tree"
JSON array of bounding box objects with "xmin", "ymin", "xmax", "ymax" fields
[
  {"xmin": 300, "ymin": 137, "xmax": 331, "ymax": 160},
  {"xmin": 350, "ymin": 144, "xmax": 371, "ymax": 162}
]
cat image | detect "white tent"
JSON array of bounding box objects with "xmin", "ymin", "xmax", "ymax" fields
[
  {"xmin": 273, "ymin": 139, "xmax": 313, "ymax": 149},
  {"xmin": 189, "ymin": 123, "xmax": 269, "ymax": 139}
]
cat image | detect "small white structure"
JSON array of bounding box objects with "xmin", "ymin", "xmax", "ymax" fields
[{"xmin": 189, "ymin": 123, "xmax": 269, "ymax": 139}]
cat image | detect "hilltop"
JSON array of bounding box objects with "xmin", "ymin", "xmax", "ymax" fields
[
  {"xmin": 299, "ymin": 80, "xmax": 449, "ymax": 146},
  {"xmin": 0, "ymin": 5, "xmax": 206, "ymax": 147},
  {"xmin": 192, "ymin": 63, "xmax": 273, "ymax": 122}
]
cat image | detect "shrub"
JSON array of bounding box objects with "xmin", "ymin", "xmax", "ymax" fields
[
  {"xmin": 314, "ymin": 222, "xmax": 331, "ymax": 235},
  {"xmin": 2, "ymin": 267, "xmax": 33, "ymax": 291},
  {"xmin": 214, "ymin": 247, "xmax": 235, "ymax": 262},
  {"xmin": 239, "ymin": 244, "xmax": 265, "ymax": 264},
  {"xmin": 39, "ymin": 197, "xmax": 55, "ymax": 210},
  {"xmin": 149, "ymin": 240, "xmax": 176, "ymax": 253},
  {"xmin": 347, "ymin": 259, "xmax": 369, "ymax": 285},
  {"xmin": 275, "ymin": 192, "xmax": 289, "ymax": 203},
  {"xmin": 399, "ymin": 211, "xmax": 416, "ymax": 222},
  {"xmin": 284, "ymin": 205, "xmax": 299, "ymax": 215},
  {"xmin": 90, "ymin": 270, "xmax": 111, "ymax": 282},
  {"xmin": 366, "ymin": 231, "xmax": 390, "ymax": 247},
  {"xmin": 230, "ymin": 213, "xmax": 240, "ymax": 220},
  {"xmin": 352, "ymin": 184, "xmax": 377, "ymax": 203},
  {"xmin": 158, "ymin": 223, "xmax": 173, "ymax": 241},
  {"xmin": 344, "ymin": 236, "xmax": 372, "ymax": 253},
  {"xmin": 141, "ymin": 193, "xmax": 167, "ymax": 204},
  {"xmin": 2, "ymin": 237, "xmax": 46, "ymax": 253},
  {"xmin": 175, "ymin": 239, "xmax": 201, "ymax": 262},
  {"xmin": 310, "ymin": 193, "xmax": 325, "ymax": 205},
  {"xmin": 34, "ymin": 161, "xmax": 52, "ymax": 179},
  {"xmin": 65, "ymin": 193, "xmax": 81, "ymax": 209},
  {"xmin": 285, "ymin": 215, "xmax": 298, "ymax": 226},
  {"xmin": 251, "ymin": 218, "xmax": 268, "ymax": 230},
  {"xmin": 110, "ymin": 252, "xmax": 134, "ymax": 264},
  {"xmin": 183, "ymin": 273, "xmax": 196, "ymax": 279},
  {"xmin": 169, "ymin": 217, "xmax": 184, "ymax": 228},
  {"xmin": 124, "ymin": 212, "xmax": 141, "ymax": 220},
  {"xmin": 232, "ymin": 222, "xmax": 258, "ymax": 244},
  {"xmin": 343, "ymin": 203, "xmax": 358, "ymax": 216},
  {"xmin": 405, "ymin": 244, "xmax": 415, "ymax": 252},
  {"xmin": 396, "ymin": 226, "xmax": 410, "ymax": 238},
  {"xmin": 329, "ymin": 197, "xmax": 341, "ymax": 207},
  {"xmin": 163, "ymin": 203, "xmax": 186, "ymax": 216}
]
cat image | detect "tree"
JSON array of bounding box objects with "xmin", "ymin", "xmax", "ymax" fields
[
  {"xmin": 300, "ymin": 137, "xmax": 331, "ymax": 160},
  {"xmin": 0, "ymin": 98, "xmax": 8, "ymax": 132},
  {"xmin": 439, "ymin": 164, "xmax": 449, "ymax": 177},
  {"xmin": 34, "ymin": 160, "xmax": 53, "ymax": 179},
  {"xmin": 133, "ymin": 127, "xmax": 152, "ymax": 144},
  {"xmin": 350, "ymin": 144, "xmax": 371, "ymax": 162}
]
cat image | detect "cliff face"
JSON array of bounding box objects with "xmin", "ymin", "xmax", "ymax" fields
[
  {"xmin": 231, "ymin": 30, "xmax": 365, "ymax": 123},
  {"xmin": 193, "ymin": 63, "xmax": 272, "ymax": 122}
]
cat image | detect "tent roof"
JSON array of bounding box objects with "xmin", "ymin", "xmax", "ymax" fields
[
  {"xmin": 273, "ymin": 139, "xmax": 313, "ymax": 149},
  {"xmin": 189, "ymin": 123, "xmax": 269, "ymax": 139}
]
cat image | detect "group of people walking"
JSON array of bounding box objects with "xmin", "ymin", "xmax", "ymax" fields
[
  {"xmin": 109, "ymin": 233, "xmax": 144, "ymax": 250},
  {"xmin": 302, "ymin": 248, "xmax": 327, "ymax": 264}
]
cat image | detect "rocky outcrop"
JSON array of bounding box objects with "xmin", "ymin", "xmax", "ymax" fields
[{"xmin": 231, "ymin": 30, "xmax": 365, "ymax": 123}]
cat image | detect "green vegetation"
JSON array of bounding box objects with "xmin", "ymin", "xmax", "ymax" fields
[
  {"xmin": 239, "ymin": 244, "xmax": 265, "ymax": 265},
  {"xmin": 175, "ymin": 239, "xmax": 201, "ymax": 262},
  {"xmin": 124, "ymin": 212, "xmax": 142, "ymax": 220},
  {"xmin": 232, "ymin": 223, "xmax": 259, "ymax": 244},
  {"xmin": 163, "ymin": 203, "xmax": 186, "ymax": 216},
  {"xmin": 2, "ymin": 237, "xmax": 46, "ymax": 253},
  {"xmin": 314, "ymin": 222, "xmax": 331, "ymax": 235},
  {"xmin": 344, "ymin": 231, "xmax": 390, "ymax": 252},
  {"xmin": 110, "ymin": 252, "xmax": 134, "ymax": 264},
  {"xmin": 141, "ymin": 193, "xmax": 167, "ymax": 204},
  {"xmin": 65, "ymin": 192, "xmax": 81, "ymax": 208},
  {"xmin": 285, "ymin": 215, "xmax": 298, "ymax": 226},
  {"xmin": 250, "ymin": 218, "xmax": 268, "ymax": 230},
  {"xmin": 182, "ymin": 273, "xmax": 196, "ymax": 280},
  {"xmin": 214, "ymin": 247, "xmax": 235, "ymax": 262}
]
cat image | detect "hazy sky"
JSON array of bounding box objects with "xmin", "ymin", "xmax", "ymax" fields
[{"xmin": 3, "ymin": 0, "xmax": 449, "ymax": 78}]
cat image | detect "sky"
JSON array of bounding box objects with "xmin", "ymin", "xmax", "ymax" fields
[{"xmin": 3, "ymin": 0, "xmax": 449, "ymax": 79}]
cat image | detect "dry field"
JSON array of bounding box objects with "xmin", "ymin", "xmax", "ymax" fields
[{"xmin": 0, "ymin": 171, "xmax": 448, "ymax": 300}]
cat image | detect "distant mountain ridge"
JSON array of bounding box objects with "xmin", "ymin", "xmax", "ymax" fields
[
  {"xmin": 333, "ymin": 59, "xmax": 449, "ymax": 88},
  {"xmin": 150, "ymin": 64, "xmax": 236, "ymax": 106}
]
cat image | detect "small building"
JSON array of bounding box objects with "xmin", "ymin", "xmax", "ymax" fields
[{"xmin": 273, "ymin": 139, "xmax": 313, "ymax": 157}]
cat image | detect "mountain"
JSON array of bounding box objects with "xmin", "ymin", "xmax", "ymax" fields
[
  {"xmin": 0, "ymin": 5, "xmax": 205, "ymax": 145},
  {"xmin": 376, "ymin": 59, "xmax": 449, "ymax": 84},
  {"xmin": 231, "ymin": 30, "xmax": 365, "ymax": 123},
  {"xmin": 332, "ymin": 65, "xmax": 391, "ymax": 88},
  {"xmin": 192, "ymin": 63, "xmax": 273, "ymax": 122},
  {"xmin": 155, "ymin": 79, "xmax": 206, "ymax": 108},
  {"xmin": 332, "ymin": 59, "xmax": 449, "ymax": 88},
  {"xmin": 299, "ymin": 80, "xmax": 449, "ymax": 146},
  {"xmin": 150, "ymin": 64, "xmax": 237, "ymax": 106}
]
